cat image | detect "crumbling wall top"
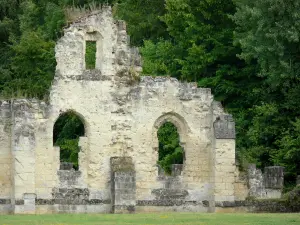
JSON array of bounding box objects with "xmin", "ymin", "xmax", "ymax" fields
[{"xmin": 55, "ymin": 6, "xmax": 142, "ymax": 80}]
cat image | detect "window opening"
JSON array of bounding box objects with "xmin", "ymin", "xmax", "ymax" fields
[
  {"xmin": 157, "ymin": 122, "xmax": 184, "ymax": 174},
  {"xmin": 85, "ymin": 41, "xmax": 96, "ymax": 69},
  {"xmin": 53, "ymin": 112, "xmax": 85, "ymax": 170}
]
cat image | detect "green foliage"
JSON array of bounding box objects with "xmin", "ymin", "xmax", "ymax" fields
[
  {"xmin": 114, "ymin": 0, "xmax": 167, "ymax": 46},
  {"xmin": 141, "ymin": 40, "xmax": 177, "ymax": 77},
  {"xmin": 85, "ymin": 41, "xmax": 97, "ymax": 69},
  {"xmin": 232, "ymin": 0, "xmax": 300, "ymax": 184},
  {"xmin": 283, "ymin": 185, "xmax": 300, "ymax": 211},
  {"xmin": 43, "ymin": 2, "xmax": 66, "ymax": 39},
  {"xmin": 53, "ymin": 112, "xmax": 85, "ymax": 170},
  {"xmin": 234, "ymin": 0, "xmax": 300, "ymax": 87},
  {"xmin": 57, "ymin": 139, "xmax": 81, "ymax": 170},
  {"xmin": 0, "ymin": 0, "xmax": 19, "ymax": 43},
  {"xmin": 157, "ymin": 122, "xmax": 183, "ymax": 174},
  {"xmin": 0, "ymin": 0, "xmax": 65, "ymax": 99},
  {"xmin": 8, "ymin": 31, "xmax": 55, "ymax": 98},
  {"xmin": 275, "ymin": 119, "xmax": 300, "ymax": 178},
  {"xmin": 141, "ymin": 0, "xmax": 240, "ymax": 81}
]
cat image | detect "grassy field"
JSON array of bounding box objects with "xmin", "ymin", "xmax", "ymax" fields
[{"xmin": 0, "ymin": 213, "xmax": 300, "ymax": 225}]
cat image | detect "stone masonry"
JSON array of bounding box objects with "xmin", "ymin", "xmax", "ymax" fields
[
  {"xmin": 247, "ymin": 165, "xmax": 284, "ymax": 199},
  {"xmin": 0, "ymin": 7, "xmax": 285, "ymax": 214}
]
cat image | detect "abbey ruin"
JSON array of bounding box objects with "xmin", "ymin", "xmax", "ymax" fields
[{"xmin": 0, "ymin": 7, "xmax": 284, "ymax": 214}]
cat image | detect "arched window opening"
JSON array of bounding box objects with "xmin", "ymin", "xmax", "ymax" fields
[
  {"xmin": 157, "ymin": 122, "xmax": 184, "ymax": 174},
  {"xmin": 53, "ymin": 112, "xmax": 85, "ymax": 170}
]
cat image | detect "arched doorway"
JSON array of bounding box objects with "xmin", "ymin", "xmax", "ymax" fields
[
  {"xmin": 157, "ymin": 122, "xmax": 184, "ymax": 174},
  {"xmin": 53, "ymin": 111, "xmax": 85, "ymax": 170}
]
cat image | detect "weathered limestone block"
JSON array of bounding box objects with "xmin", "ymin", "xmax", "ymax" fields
[
  {"xmin": 171, "ymin": 164, "xmax": 183, "ymax": 177},
  {"xmin": 152, "ymin": 188, "xmax": 188, "ymax": 200},
  {"xmin": 110, "ymin": 157, "xmax": 134, "ymax": 173},
  {"xmin": 247, "ymin": 164, "xmax": 284, "ymax": 199},
  {"xmin": 12, "ymin": 100, "xmax": 43, "ymax": 203},
  {"xmin": 52, "ymin": 188, "xmax": 89, "ymax": 205},
  {"xmin": 248, "ymin": 164, "xmax": 266, "ymax": 198},
  {"xmin": 111, "ymin": 157, "xmax": 136, "ymax": 213},
  {"xmin": 0, "ymin": 101, "xmax": 11, "ymax": 119},
  {"xmin": 57, "ymin": 170, "xmax": 82, "ymax": 187},
  {"xmin": 113, "ymin": 171, "xmax": 136, "ymax": 213},
  {"xmin": 23, "ymin": 193, "xmax": 36, "ymax": 214},
  {"xmin": 264, "ymin": 166, "xmax": 284, "ymax": 189},
  {"xmin": 214, "ymin": 139, "xmax": 235, "ymax": 202},
  {"xmin": 214, "ymin": 115, "xmax": 235, "ymax": 139},
  {"xmin": 234, "ymin": 166, "xmax": 249, "ymax": 201},
  {"xmin": 264, "ymin": 166, "xmax": 284, "ymax": 199},
  {"xmin": 0, "ymin": 101, "xmax": 12, "ymax": 200},
  {"xmin": 78, "ymin": 136, "xmax": 89, "ymax": 184},
  {"xmin": 157, "ymin": 172, "xmax": 183, "ymax": 190},
  {"xmin": 60, "ymin": 162, "xmax": 74, "ymax": 170}
]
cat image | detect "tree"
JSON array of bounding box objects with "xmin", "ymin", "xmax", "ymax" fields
[
  {"xmin": 114, "ymin": 0, "xmax": 167, "ymax": 46},
  {"xmin": 233, "ymin": 0, "xmax": 300, "ymax": 183},
  {"xmin": 142, "ymin": 0, "xmax": 238, "ymax": 80},
  {"xmin": 0, "ymin": 0, "xmax": 65, "ymax": 98}
]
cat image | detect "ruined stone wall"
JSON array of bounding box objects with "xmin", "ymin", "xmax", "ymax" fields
[
  {"xmin": 212, "ymin": 102, "xmax": 236, "ymax": 206},
  {"xmin": 248, "ymin": 165, "xmax": 284, "ymax": 199},
  {"xmin": 0, "ymin": 7, "xmax": 245, "ymax": 214},
  {"xmin": 234, "ymin": 167, "xmax": 249, "ymax": 201},
  {"xmin": 0, "ymin": 101, "xmax": 12, "ymax": 213},
  {"xmin": 130, "ymin": 78, "xmax": 214, "ymax": 204},
  {"xmin": 12, "ymin": 100, "xmax": 47, "ymax": 213},
  {"xmin": 131, "ymin": 78, "xmax": 217, "ymax": 212}
]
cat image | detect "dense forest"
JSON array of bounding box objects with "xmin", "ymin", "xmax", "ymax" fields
[{"xmin": 1, "ymin": 0, "xmax": 299, "ymax": 187}]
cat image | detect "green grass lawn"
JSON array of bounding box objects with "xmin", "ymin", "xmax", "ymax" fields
[{"xmin": 0, "ymin": 213, "xmax": 300, "ymax": 225}]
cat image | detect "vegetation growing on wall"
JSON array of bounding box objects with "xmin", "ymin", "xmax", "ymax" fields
[{"xmin": 1, "ymin": 0, "xmax": 299, "ymax": 185}]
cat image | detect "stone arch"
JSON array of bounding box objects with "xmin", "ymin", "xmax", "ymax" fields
[
  {"xmin": 152, "ymin": 112, "xmax": 190, "ymax": 174},
  {"xmin": 53, "ymin": 110, "xmax": 88, "ymax": 170},
  {"xmin": 52, "ymin": 110, "xmax": 88, "ymax": 137},
  {"xmin": 153, "ymin": 112, "xmax": 189, "ymax": 148}
]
